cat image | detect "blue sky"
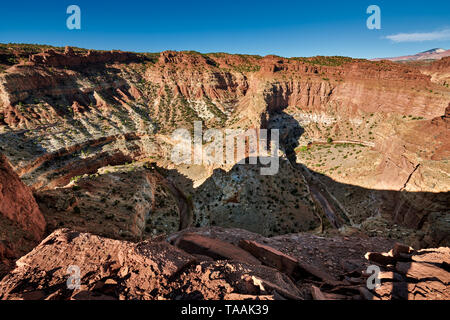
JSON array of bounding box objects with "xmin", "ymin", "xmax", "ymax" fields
[{"xmin": 0, "ymin": 0, "xmax": 449, "ymax": 59}]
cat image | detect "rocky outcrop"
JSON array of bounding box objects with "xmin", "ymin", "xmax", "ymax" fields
[
  {"xmin": 1, "ymin": 227, "xmax": 447, "ymax": 300},
  {"xmin": 0, "ymin": 153, "xmax": 46, "ymax": 278},
  {"xmin": 0, "ymin": 229, "xmax": 301, "ymax": 300},
  {"xmin": 193, "ymin": 159, "xmax": 321, "ymax": 237},
  {"xmin": 375, "ymin": 103, "xmax": 450, "ymax": 190},
  {"xmin": 365, "ymin": 103, "xmax": 450, "ymax": 246},
  {"xmin": 35, "ymin": 165, "xmax": 193, "ymax": 241},
  {"xmin": 432, "ymin": 102, "xmax": 450, "ymax": 125},
  {"xmin": 0, "ymin": 154, "xmax": 45, "ymax": 241},
  {"xmin": 172, "ymin": 232, "xmax": 262, "ymax": 265}
]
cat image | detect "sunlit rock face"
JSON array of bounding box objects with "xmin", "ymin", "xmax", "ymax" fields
[{"xmin": 0, "ymin": 153, "xmax": 46, "ymax": 277}]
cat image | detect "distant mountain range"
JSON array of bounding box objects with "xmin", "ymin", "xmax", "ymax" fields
[{"xmin": 372, "ymin": 48, "xmax": 450, "ymax": 62}]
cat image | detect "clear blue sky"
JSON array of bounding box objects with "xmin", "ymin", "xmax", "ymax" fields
[{"xmin": 0, "ymin": 0, "xmax": 449, "ymax": 59}]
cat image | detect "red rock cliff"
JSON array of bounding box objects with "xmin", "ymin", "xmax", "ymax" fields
[{"xmin": 0, "ymin": 153, "xmax": 45, "ymax": 241}]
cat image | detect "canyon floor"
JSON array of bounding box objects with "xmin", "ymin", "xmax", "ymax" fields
[{"xmin": 0, "ymin": 44, "xmax": 448, "ymax": 300}]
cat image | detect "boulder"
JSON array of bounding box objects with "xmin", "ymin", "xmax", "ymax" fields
[
  {"xmin": 239, "ymin": 239, "xmax": 340, "ymax": 285},
  {"xmin": 364, "ymin": 252, "xmax": 396, "ymax": 266},
  {"xmin": 173, "ymin": 233, "xmax": 261, "ymax": 265}
]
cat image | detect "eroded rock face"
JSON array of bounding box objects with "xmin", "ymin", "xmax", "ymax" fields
[
  {"xmin": 374, "ymin": 104, "xmax": 450, "ymax": 192},
  {"xmin": 0, "ymin": 153, "xmax": 46, "ymax": 278},
  {"xmin": 0, "ymin": 154, "xmax": 45, "ymax": 241},
  {"xmin": 420, "ymin": 56, "xmax": 450, "ymax": 86},
  {"xmin": 35, "ymin": 167, "xmax": 180, "ymax": 241}
]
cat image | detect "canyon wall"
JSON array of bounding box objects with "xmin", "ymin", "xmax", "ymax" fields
[{"xmin": 0, "ymin": 46, "xmax": 448, "ymax": 248}]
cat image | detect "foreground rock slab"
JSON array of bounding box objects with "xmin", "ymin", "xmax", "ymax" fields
[
  {"xmin": 0, "ymin": 229, "xmax": 301, "ymax": 300},
  {"xmin": 1, "ymin": 227, "xmax": 448, "ymax": 300},
  {"xmin": 173, "ymin": 233, "xmax": 262, "ymax": 265},
  {"xmin": 239, "ymin": 239, "xmax": 340, "ymax": 285}
]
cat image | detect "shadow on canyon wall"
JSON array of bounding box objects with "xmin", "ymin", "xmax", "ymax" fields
[
  {"xmin": 2, "ymin": 95, "xmax": 448, "ymax": 247},
  {"xmin": 265, "ymin": 106, "xmax": 449, "ymax": 245}
]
